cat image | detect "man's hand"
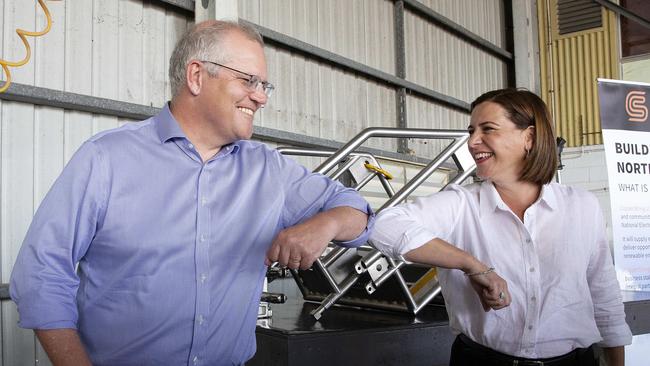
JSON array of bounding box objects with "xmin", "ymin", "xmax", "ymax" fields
[
  {"xmin": 467, "ymin": 270, "xmax": 511, "ymax": 311},
  {"xmin": 265, "ymin": 218, "xmax": 333, "ymax": 270},
  {"xmin": 265, "ymin": 207, "xmax": 367, "ymax": 270}
]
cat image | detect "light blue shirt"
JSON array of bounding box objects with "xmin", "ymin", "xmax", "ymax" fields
[{"xmin": 10, "ymin": 105, "xmax": 373, "ymax": 366}]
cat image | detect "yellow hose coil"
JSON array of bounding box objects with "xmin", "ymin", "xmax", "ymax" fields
[{"xmin": 0, "ymin": 0, "xmax": 56, "ymax": 93}]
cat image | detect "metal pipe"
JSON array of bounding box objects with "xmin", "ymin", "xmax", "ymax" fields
[
  {"xmin": 378, "ymin": 135, "xmax": 469, "ymax": 211},
  {"xmin": 310, "ymin": 272, "xmax": 361, "ymax": 320},
  {"xmin": 289, "ymin": 269, "xmax": 310, "ymax": 298},
  {"xmin": 389, "ymin": 262, "xmax": 418, "ymax": 312},
  {"xmin": 352, "ymin": 172, "xmax": 377, "ymax": 192},
  {"xmin": 447, "ymin": 168, "xmax": 475, "ymax": 186},
  {"xmin": 261, "ymin": 292, "xmax": 287, "ymax": 304},
  {"xmin": 413, "ymin": 285, "xmax": 443, "ymax": 313},
  {"xmin": 321, "ymin": 247, "xmax": 348, "ymax": 267},
  {"xmin": 314, "ymin": 127, "xmax": 468, "ymax": 176},
  {"xmin": 376, "ymin": 172, "xmax": 397, "ymax": 197},
  {"xmin": 314, "ymin": 259, "xmax": 340, "ymax": 293},
  {"xmin": 367, "ymin": 261, "xmax": 406, "ymax": 290},
  {"xmin": 355, "ymin": 250, "xmax": 384, "ymax": 274},
  {"xmin": 329, "ymin": 156, "xmax": 362, "ymax": 180}
]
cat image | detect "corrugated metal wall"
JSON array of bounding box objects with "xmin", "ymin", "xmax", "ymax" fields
[
  {"xmin": 538, "ymin": 0, "xmax": 619, "ymax": 147},
  {"xmin": 0, "ymin": 1, "xmax": 190, "ymax": 364},
  {"xmin": 240, "ymin": 0, "xmax": 398, "ymax": 152},
  {"xmin": 0, "ymin": 0, "xmax": 508, "ymax": 364},
  {"xmin": 405, "ymin": 0, "xmax": 507, "ymax": 157}
]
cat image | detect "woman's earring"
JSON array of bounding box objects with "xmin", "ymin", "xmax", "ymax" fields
[{"xmin": 525, "ymin": 148, "xmax": 530, "ymax": 158}]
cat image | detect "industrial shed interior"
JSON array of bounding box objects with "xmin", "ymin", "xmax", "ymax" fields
[{"xmin": 0, "ymin": 0, "xmax": 649, "ymax": 365}]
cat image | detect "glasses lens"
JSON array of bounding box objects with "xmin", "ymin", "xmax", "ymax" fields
[
  {"xmin": 264, "ymin": 83, "xmax": 275, "ymax": 97},
  {"xmin": 244, "ymin": 75, "xmax": 258, "ymax": 90}
]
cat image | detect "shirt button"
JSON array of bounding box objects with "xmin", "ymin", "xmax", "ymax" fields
[
  {"xmin": 531, "ymin": 296, "xmax": 536, "ymax": 301},
  {"xmin": 193, "ymin": 356, "xmax": 198, "ymax": 364},
  {"xmin": 528, "ymin": 325, "xmax": 533, "ymax": 330},
  {"xmin": 200, "ymin": 234, "xmax": 206, "ymax": 242},
  {"xmin": 200, "ymin": 273, "xmax": 207, "ymax": 283},
  {"xmin": 525, "ymin": 238, "xmax": 532, "ymax": 244},
  {"xmin": 529, "ymin": 267, "xmax": 535, "ymax": 272},
  {"xmin": 201, "ymin": 197, "xmax": 208, "ymax": 206},
  {"xmin": 198, "ymin": 315, "xmax": 205, "ymax": 325},
  {"xmin": 188, "ymin": 143, "xmax": 194, "ymax": 149}
]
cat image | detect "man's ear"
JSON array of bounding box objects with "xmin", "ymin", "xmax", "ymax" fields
[{"xmin": 185, "ymin": 61, "xmax": 203, "ymax": 96}]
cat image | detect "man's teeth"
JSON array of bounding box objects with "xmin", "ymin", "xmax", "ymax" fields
[
  {"xmin": 474, "ymin": 152, "xmax": 493, "ymax": 160},
  {"xmin": 237, "ymin": 107, "xmax": 254, "ymax": 116}
]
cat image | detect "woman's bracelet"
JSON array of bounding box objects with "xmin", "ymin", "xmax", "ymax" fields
[{"xmin": 465, "ymin": 267, "xmax": 495, "ymax": 277}]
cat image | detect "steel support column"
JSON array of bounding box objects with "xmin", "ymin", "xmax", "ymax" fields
[{"xmin": 394, "ymin": 0, "xmax": 410, "ymax": 154}]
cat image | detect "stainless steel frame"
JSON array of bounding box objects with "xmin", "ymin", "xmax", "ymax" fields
[{"xmin": 278, "ymin": 127, "xmax": 476, "ymax": 319}]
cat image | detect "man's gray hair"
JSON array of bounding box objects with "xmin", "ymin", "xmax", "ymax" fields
[{"xmin": 168, "ymin": 20, "xmax": 263, "ymax": 98}]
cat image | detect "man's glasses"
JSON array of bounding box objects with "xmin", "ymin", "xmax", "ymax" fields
[{"xmin": 201, "ymin": 60, "xmax": 275, "ymax": 97}]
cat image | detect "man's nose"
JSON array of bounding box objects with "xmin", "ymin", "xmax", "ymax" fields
[{"xmin": 250, "ymin": 88, "xmax": 268, "ymax": 106}]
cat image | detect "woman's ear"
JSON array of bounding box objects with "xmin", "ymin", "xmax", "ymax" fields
[{"xmin": 524, "ymin": 126, "xmax": 535, "ymax": 151}]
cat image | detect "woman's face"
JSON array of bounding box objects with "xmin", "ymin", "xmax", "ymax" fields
[{"xmin": 468, "ymin": 101, "xmax": 533, "ymax": 184}]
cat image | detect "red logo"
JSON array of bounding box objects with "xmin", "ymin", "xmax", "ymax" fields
[{"xmin": 625, "ymin": 91, "xmax": 648, "ymax": 122}]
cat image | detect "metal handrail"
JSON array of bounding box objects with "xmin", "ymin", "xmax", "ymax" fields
[{"xmin": 278, "ymin": 127, "xmax": 475, "ymax": 319}]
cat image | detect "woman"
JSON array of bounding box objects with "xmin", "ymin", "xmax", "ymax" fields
[{"xmin": 370, "ymin": 89, "xmax": 631, "ymax": 366}]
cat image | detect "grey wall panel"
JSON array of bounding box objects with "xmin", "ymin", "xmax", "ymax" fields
[
  {"xmin": 406, "ymin": 94, "xmax": 470, "ymax": 158},
  {"xmin": 405, "ymin": 9, "xmax": 508, "ymax": 104},
  {"xmin": 260, "ymin": 46, "xmax": 397, "ymax": 150},
  {"xmin": 419, "ymin": 0, "xmax": 504, "ymax": 47},
  {"xmin": 2, "ymin": 0, "xmax": 190, "ymax": 104},
  {"xmin": 239, "ymin": 0, "xmax": 395, "ymax": 74}
]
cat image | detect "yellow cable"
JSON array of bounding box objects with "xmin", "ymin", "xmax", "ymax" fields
[
  {"xmin": 364, "ymin": 162, "xmax": 394, "ymax": 180},
  {"xmin": 0, "ymin": 0, "xmax": 57, "ymax": 93}
]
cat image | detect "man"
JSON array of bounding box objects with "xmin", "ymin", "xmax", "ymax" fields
[{"xmin": 10, "ymin": 20, "xmax": 372, "ymax": 365}]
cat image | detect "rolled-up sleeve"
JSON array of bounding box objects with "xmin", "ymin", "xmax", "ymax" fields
[
  {"xmin": 10, "ymin": 141, "xmax": 108, "ymax": 329},
  {"xmin": 279, "ymin": 153, "xmax": 374, "ymax": 248},
  {"xmin": 587, "ymin": 201, "xmax": 632, "ymax": 347},
  {"xmin": 370, "ymin": 188, "xmax": 463, "ymax": 259}
]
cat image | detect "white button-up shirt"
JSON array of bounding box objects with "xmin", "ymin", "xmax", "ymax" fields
[{"xmin": 371, "ymin": 181, "xmax": 632, "ymax": 358}]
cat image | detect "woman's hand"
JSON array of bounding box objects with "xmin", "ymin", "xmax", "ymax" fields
[{"xmin": 467, "ymin": 270, "xmax": 511, "ymax": 311}]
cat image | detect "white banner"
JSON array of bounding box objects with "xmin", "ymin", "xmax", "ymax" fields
[{"xmin": 598, "ymin": 79, "xmax": 650, "ymax": 291}]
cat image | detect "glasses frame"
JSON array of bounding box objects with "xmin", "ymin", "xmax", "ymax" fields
[{"xmin": 200, "ymin": 60, "xmax": 274, "ymax": 97}]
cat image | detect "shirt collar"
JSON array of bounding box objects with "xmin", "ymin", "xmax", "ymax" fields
[
  {"xmin": 479, "ymin": 180, "xmax": 502, "ymax": 216},
  {"xmin": 537, "ymin": 183, "xmax": 557, "ymax": 211},
  {"xmin": 154, "ymin": 103, "xmax": 186, "ymax": 143},
  {"xmin": 479, "ymin": 180, "xmax": 557, "ymax": 216},
  {"xmin": 154, "ymin": 103, "xmax": 241, "ymax": 155}
]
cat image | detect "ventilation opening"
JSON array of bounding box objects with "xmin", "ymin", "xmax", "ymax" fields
[{"xmin": 557, "ymin": 0, "xmax": 603, "ymax": 35}]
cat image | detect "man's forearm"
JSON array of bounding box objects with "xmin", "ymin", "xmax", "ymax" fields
[
  {"xmin": 35, "ymin": 329, "xmax": 92, "ymax": 366},
  {"xmin": 320, "ymin": 206, "xmax": 368, "ymax": 242}
]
